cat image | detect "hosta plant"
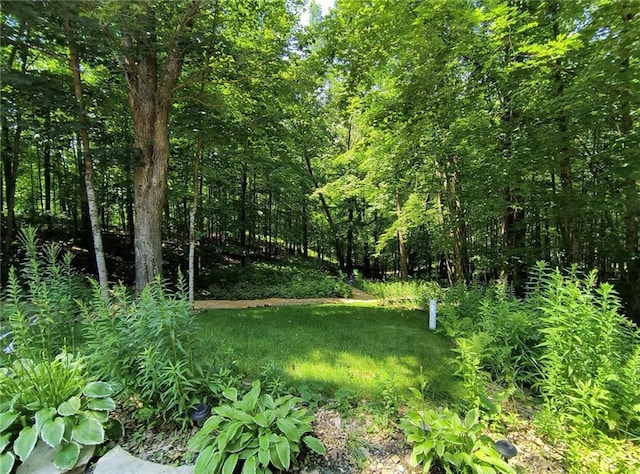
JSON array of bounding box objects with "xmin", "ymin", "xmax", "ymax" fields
[
  {"xmin": 400, "ymin": 407, "xmax": 515, "ymax": 474},
  {"xmin": 188, "ymin": 380, "xmax": 326, "ymax": 474},
  {"xmin": 0, "ymin": 353, "xmax": 117, "ymax": 474}
]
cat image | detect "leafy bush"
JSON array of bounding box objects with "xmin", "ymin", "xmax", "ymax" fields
[
  {"xmin": 81, "ymin": 277, "xmax": 206, "ymax": 426},
  {"xmin": 1, "ymin": 227, "xmax": 87, "ymax": 359},
  {"xmin": 532, "ymin": 263, "xmax": 640, "ymax": 437},
  {"xmin": 400, "ymin": 407, "xmax": 515, "ymax": 474},
  {"xmin": 363, "ymin": 280, "xmax": 442, "ymax": 308},
  {"xmin": 188, "ymin": 380, "xmax": 326, "ymax": 474},
  {"xmin": 206, "ymin": 262, "xmax": 351, "ymax": 299},
  {"xmin": 0, "ymin": 353, "xmax": 116, "ymax": 473}
]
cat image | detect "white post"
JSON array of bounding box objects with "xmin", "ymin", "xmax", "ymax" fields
[{"xmin": 429, "ymin": 299, "xmax": 437, "ymax": 330}]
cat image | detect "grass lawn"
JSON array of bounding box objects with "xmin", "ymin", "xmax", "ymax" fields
[{"xmin": 196, "ymin": 303, "xmax": 457, "ymax": 404}]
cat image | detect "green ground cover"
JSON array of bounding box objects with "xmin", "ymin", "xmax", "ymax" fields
[{"xmin": 196, "ymin": 304, "xmax": 456, "ymax": 403}]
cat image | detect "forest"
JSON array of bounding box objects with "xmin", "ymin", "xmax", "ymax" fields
[
  {"xmin": 2, "ymin": 2, "xmax": 640, "ymax": 473},
  {"xmin": 1, "ymin": 0, "xmax": 639, "ymax": 314}
]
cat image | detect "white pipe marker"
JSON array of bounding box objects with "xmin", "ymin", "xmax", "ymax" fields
[{"xmin": 429, "ymin": 299, "xmax": 437, "ymax": 330}]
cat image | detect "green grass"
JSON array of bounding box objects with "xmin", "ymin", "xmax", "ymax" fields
[{"xmin": 196, "ymin": 304, "xmax": 457, "ymax": 404}]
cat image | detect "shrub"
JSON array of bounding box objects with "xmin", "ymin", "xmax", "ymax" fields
[
  {"xmin": 81, "ymin": 276, "xmax": 206, "ymax": 426},
  {"xmin": 0, "ymin": 353, "xmax": 116, "ymax": 473},
  {"xmin": 188, "ymin": 380, "xmax": 326, "ymax": 474},
  {"xmin": 1, "ymin": 227, "xmax": 87, "ymax": 359},
  {"xmin": 400, "ymin": 407, "xmax": 515, "ymax": 474},
  {"xmin": 207, "ymin": 262, "xmax": 351, "ymax": 300},
  {"xmin": 533, "ymin": 263, "xmax": 640, "ymax": 438}
]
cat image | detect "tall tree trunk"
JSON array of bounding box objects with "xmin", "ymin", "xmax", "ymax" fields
[
  {"xmin": 302, "ymin": 199, "xmax": 308, "ymax": 257},
  {"xmin": 2, "ymin": 36, "xmax": 27, "ymax": 254},
  {"xmin": 188, "ymin": 71, "xmax": 207, "ymax": 305},
  {"xmin": 303, "ymin": 148, "xmax": 345, "ymax": 268},
  {"xmin": 395, "ymin": 188, "xmax": 409, "ymax": 282},
  {"xmin": 346, "ymin": 200, "xmax": 354, "ymax": 274},
  {"xmin": 239, "ymin": 165, "xmax": 248, "ymax": 248},
  {"xmin": 620, "ymin": 3, "xmax": 638, "ymax": 281},
  {"xmin": 65, "ymin": 16, "xmax": 109, "ymax": 302},
  {"xmin": 550, "ymin": 1, "xmax": 580, "ymax": 264},
  {"xmin": 120, "ymin": 1, "xmax": 200, "ymax": 293},
  {"xmin": 43, "ymin": 109, "xmax": 52, "ymax": 230}
]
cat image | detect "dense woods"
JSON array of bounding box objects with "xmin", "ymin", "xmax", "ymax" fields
[{"xmin": 1, "ymin": 0, "xmax": 639, "ymax": 315}]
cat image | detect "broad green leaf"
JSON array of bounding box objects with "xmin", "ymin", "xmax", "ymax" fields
[
  {"xmin": 253, "ymin": 412, "xmax": 269, "ymax": 427},
  {"xmin": 243, "ymin": 382, "xmax": 261, "ymax": 411},
  {"xmin": 276, "ymin": 418, "xmax": 301, "ymax": 442},
  {"xmin": 464, "ymin": 409, "xmax": 478, "ymax": 429},
  {"xmin": 222, "ymin": 387, "xmax": 238, "ymax": 402},
  {"xmin": 200, "ymin": 415, "xmax": 223, "ymax": 433},
  {"xmin": 0, "ymin": 451, "xmax": 15, "ymax": 474},
  {"xmin": 0, "ymin": 412, "xmax": 18, "ymax": 433},
  {"xmin": 241, "ymin": 455, "xmax": 257, "ymax": 474},
  {"xmin": 195, "ymin": 447, "xmax": 222, "ymax": 474},
  {"xmin": 221, "ymin": 453, "xmax": 239, "ymax": 474},
  {"xmin": 274, "ymin": 436, "xmax": 291, "ymax": 470},
  {"xmin": 0, "ymin": 433, "xmax": 10, "ymax": 452},
  {"xmin": 71, "ymin": 417, "xmax": 104, "ymax": 445},
  {"xmin": 214, "ymin": 405, "xmax": 236, "ymax": 419},
  {"xmin": 83, "ymin": 382, "xmax": 113, "ymax": 398},
  {"xmin": 268, "ymin": 444, "xmax": 284, "ymax": 471},
  {"xmin": 58, "ymin": 397, "xmax": 81, "ymax": 416},
  {"xmin": 53, "ymin": 441, "xmax": 80, "ymax": 470},
  {"xmin": 41, "ymin": 417, "xmax": 65, "ymax": 448},
  {"xmin": 35, "ymin": 407, "xmax": 56, "ymax": 433},
  {"xmin": 258, "ymin": 446, "xmax": 270, "ymax": 467},
  {"xmin": 14, "ymin": 426, "xmax": 38, "ymax": 461},
  {"xmin": 303, "ymin": 436, "xmax": 326, "ymax": 455},
  {"xmin": 259, "ymin": 431, "xmax": 270, "ymax": 452},
  {"xmin": 87, "ymin": 397, "xmax": 116, "ymax": 411}
]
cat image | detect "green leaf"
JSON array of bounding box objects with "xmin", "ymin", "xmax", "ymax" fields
[
  {"xmin": 0, "ymin": 412, "xmax": 18, "ymax": 433},
  {"xmin": 222, "ymin": 453, "xmax": 239, "ymax": 474},
  {"xmin": 258, "ymin": 445, "xmax": 270, "ymax": 467},
  {"xmin": 241, "ymin": 455, "xmax": 258, "ymax": 474},
  {"xmin": 58, "ymin": 397, "xmax": 81, "ymax": 416},
  {"xmin": 71, "ymin": 417, "xmax": 104, "ymax": 445},
  {"xmin": 274, "ymin": 436, "xmax": 291, "ymax": 470},
  {"xmin": 14, "ymin": 426, "xmax": 38, "ymax": 461},
  {"xmin": 53, "ymin": 441, "xmax": 80, "ymax": 470},
  {"xmin": 253, "ymin": 412, "xmax": 270, "ymax": 427},
  {"xmin": 243, "ymin": 382, "xmax": 261, "ymax": 411},
  {"xmin": 41, "ymin": 417, "xmax": 65, "ymax": 448},
  {"xmin": 83, "ymin": 382, "xmax": 113, "ymax": 398},
  {"xmin": 35, "ymin": 407, "xmax": 57, "ymax": 433},
  {"xmin": 0, "ymin": 452, "xmax": 15, "ymax": 474},
  {"xmin": 303, "ymin": 436, "xmax": 326, "ymax": 455},
  {"xmin": 87, "ymin": 397, "xmax": 116, "ymax": 411},
  {"xmin": 195, "ymin": 447, "xmax": 222, "ymax": 474},
  {"xmin": 276, "ymin": 418, "xmax": 301, "ymax": 442},
  {"xmin": 222, "ymin": 387, "xmax": 238, "ymax": 402},
  {"xmin": 214, "ymin": 405, "xmax": 236, "ymax": 419},
  {"xmin": 200, "ymin": 415, "xmax": 224, "ymax": 433},
  {"xmin": 0, "ymin": 433, "xmax": 10, "ymax": 452}
]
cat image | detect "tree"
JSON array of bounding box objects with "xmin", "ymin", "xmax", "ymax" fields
[{"xmin": 101, "ymin": 0, "xmax": 201, "ymax": 292}]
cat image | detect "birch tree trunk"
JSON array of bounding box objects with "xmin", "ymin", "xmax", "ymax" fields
[{"xmin": 64, "ymin": 16, "xmax": 109, "ymax": 302}]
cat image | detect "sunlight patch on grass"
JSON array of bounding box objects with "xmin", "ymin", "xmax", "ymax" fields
[{"xmin": 196, "ymin": 304, "xmax": 457, "ymax": 403}]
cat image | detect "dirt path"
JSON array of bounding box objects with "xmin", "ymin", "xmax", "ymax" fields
[{"xmin": 193, "ymin": 288, "xmax": 377, "ymax": 310}]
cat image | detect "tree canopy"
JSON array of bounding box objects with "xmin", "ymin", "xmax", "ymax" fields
[{"xmin": 1, "ymin": 0, "xmax": 639, "ymax": 314}]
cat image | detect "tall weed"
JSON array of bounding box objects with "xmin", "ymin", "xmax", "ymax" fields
[
  {"xmin": 533, "ymin": 263, "xmax": 640, "ymax": 437},
  {"xmin": 81, "ymin": 276, "xmax": 206, "ymax": 426},
  {"xmin": 1, "ymin": 227, "xmax": 86, "ymax": 360}
]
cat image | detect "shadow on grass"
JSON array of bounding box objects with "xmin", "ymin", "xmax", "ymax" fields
[{"xmin": 196, "ymin": 304, "xmax": 458, "ymax": 403}]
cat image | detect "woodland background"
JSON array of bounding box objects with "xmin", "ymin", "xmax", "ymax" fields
[{"xmin": 1, "ymin": 0, "xmax": 639, "ymax": 320}]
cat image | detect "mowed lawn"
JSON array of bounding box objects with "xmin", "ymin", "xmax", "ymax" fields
[{"xmin": 196, "ymin": 304, "xmax": 456, "ymax": 402}]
